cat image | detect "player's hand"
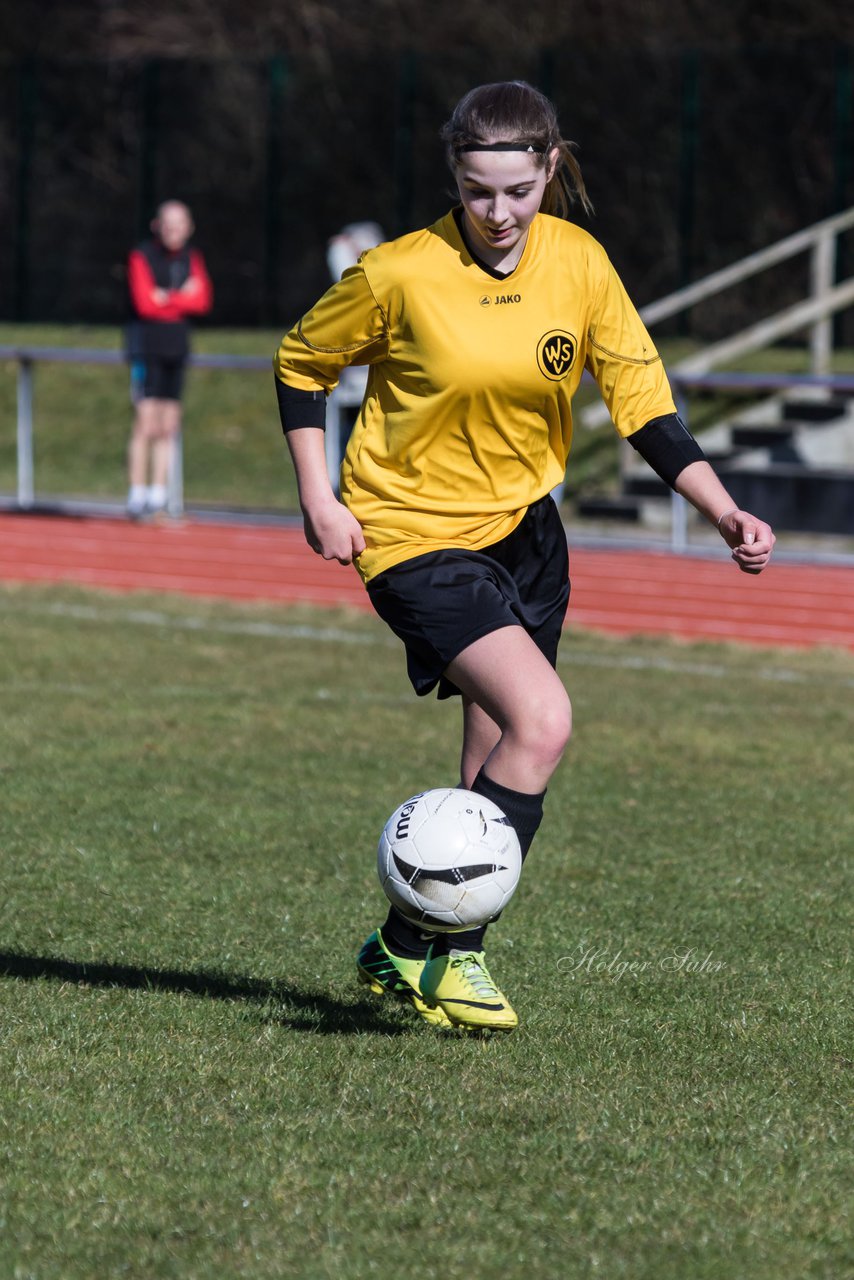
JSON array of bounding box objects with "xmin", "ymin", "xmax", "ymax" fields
[
  {"xmin": 302, "ymin": 498, "xmax": 366, "ymax": 565},
  {"xmin": 152, "ymin": 287, "xmax": 169, "ymax": 305},
  {"xmin": 180, "ymin": 276, "xmax": 201, "ymax": 295},
  {"xmin": 717, "ymin": 509, "xmax": 776, "ymax": 574}
]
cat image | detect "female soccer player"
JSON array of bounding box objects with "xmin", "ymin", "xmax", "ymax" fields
[{"xmin": 273, "ymin": 81, "xmax": 775, "ymax": 1032}]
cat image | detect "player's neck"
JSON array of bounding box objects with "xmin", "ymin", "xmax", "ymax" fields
[{"xmin": 456, "ymin": 209, "xmax": 529, "ymax": 276}]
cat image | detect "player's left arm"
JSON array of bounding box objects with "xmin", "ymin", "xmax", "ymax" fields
[
  {"xmin": 675, "ymin": 460, "xmax": 776, "ymax": 574},
  {"xmin": 628, "ymin": 415, "xmax": 776, "ymax": 574},
  {"xmin": 584, "ymin": 254, "xmax": 775, "ymax": 574}
]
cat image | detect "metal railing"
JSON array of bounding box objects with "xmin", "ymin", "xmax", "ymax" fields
[
  {"xmin": 1, "ymin": 345, "xmax": 271, "ymax": 516},
  {"xmin": 3, "ymin": 349, "xmax": 854, "ymax": 554},
  {"xmin": 7, "ymin": 210, "xmax": 854, "ymax": 513},
  {"xmin": 666, "ymin": 370, "xmax": 854, "ymax": 552},
  {"xmin": 583, "ymin": 206, "xmax": 854, "ymax": 428},
  {"xmin": 1, "ymin": 342, "xmax": 370, "ymax": 517}
]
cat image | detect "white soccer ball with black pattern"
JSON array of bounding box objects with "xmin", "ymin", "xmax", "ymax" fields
[{"xmin": 377, "ymin": 788, "xmax": 522, "ymax": 931}]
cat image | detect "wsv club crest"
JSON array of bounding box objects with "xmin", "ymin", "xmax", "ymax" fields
[{"xmin": 537, "ymin": 330, "xmax": 577, "ymax": 381}]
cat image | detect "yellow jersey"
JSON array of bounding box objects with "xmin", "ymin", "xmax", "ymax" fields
[{"xmin": 274, "ymin": 210, "xmax": 675, "ymax": 581}]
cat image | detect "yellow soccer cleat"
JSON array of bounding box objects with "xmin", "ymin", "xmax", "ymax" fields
[
  {"xmin": 357, "ymin": 929, "xmax": 453, "ymax": 1028},
  {"xmin": 419, "ymin": 950, "xmax": 518, "ymax": 1032}
]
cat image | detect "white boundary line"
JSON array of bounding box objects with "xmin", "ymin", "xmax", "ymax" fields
[{"xmin": 2, "ymin": 598, "xmax": 852, "ymax": 689}]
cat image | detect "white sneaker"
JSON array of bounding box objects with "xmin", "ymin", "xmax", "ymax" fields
[
  {"xmin": 146, "ymin": 484, "xmax": 167, "ymax": 513},
  {"xmin": 127, "ymin": 486, "xmax": 147, "ymax": 520}
]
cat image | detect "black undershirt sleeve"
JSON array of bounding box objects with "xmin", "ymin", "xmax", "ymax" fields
[
  {"xmin": 627, "ymin": 413, "xmax": 706, "ymax": 488},
  {"xmin": 275, "ymin": 377, "xmax": 327, "ymax": 433}
]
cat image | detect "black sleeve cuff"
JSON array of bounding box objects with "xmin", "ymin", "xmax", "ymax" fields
[
  {"xmin": 627, "ymin": 413, "xmax": 706, "ymax": 488},
  {"xmin": 275, "ymin": 377, "xmax": 327, "ymax": 433}
]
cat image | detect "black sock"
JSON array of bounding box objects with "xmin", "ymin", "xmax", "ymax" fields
[
  {"xmin": 429, "ymin": 925, "xmax": 487, "ymax": 957},
  {"xmin": 453, "ymin": 770, "xmax": 548, "ymax": 938},
  {"xmin": 380, "ymin": 906, "xmax": 434, "ymax": 958},
  {"xmin": 470, "ymin": 768, "xmax": 546, "ymax": 862},
  {"xmin": 383, "ymin": 776, "xmax": 546, "ymax": 960}
]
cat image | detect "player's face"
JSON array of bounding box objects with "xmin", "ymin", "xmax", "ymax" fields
[{"xmin": 455, "ymin": 148, "xmax": 556, "ymax": 268}]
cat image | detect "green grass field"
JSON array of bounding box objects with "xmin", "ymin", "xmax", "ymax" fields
[{"xmin": 0, "ymin": 581, "xmax": 851, "ymax": 1279}]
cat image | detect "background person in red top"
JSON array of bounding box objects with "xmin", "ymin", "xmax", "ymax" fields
[{"xmin": 125, "ymin": 200, "xmax": 213, "ymax": 518}]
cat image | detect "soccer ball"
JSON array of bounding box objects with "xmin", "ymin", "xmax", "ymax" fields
[{"xmin": 377, "ymin": 788, "xmax": 522, "ymax": 931}]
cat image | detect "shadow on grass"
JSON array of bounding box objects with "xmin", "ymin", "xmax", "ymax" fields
[{"xmin": 0, "ymin": 949, "xmax": 409, "ymax": 1036}]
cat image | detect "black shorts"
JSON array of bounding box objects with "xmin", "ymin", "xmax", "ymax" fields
[
  {"xmin": 366, "ymin": 495, "xmax": 570, "ymax": 699},
  {"xmin": 130, "ymin": 358, "xmax": 186, "ymax": 403}
]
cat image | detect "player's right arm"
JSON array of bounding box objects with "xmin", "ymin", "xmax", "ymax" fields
[
  {"xmin": 274, "ymin": 260, "xmax": 389, "ymax": 392},
  {"xmin": 274, "ymin": 261, "xmax": 387, "ymax": 563},
  {"xmin": 285, "ymin": 427, "xmax": 366, "ymax": 565}
]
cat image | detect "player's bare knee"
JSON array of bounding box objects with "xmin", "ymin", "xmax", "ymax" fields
[
  {"xmin": 515, "ymin": 694, "xmax": 571, "ymax": 768},
  {"xmin": 540, "ymin": 707, "xmax": 572, "ymax": 767}
]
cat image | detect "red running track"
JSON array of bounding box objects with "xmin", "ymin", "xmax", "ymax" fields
[{"xmin": 0, "ymin": 512, "xmax": 852, "ymax": 650}]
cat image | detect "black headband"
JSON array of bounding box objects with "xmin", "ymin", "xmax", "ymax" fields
[{"xmin": 458, "ymin": 142, "xmax": 546, "ymax": 154}]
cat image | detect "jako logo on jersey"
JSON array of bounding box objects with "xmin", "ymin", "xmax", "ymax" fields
[
  {"xmin": 480, "ymin": 293, "xmax": 522, "ymax": 307},
  {"xmin": 537, "ymin": 330, "xmax": 578, "ymax": 380}
]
